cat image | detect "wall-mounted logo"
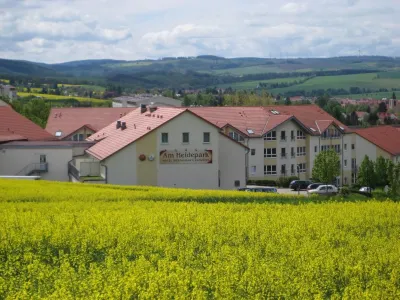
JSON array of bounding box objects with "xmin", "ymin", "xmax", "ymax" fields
[
  {"xmin": 138, "ymin": 154, "xmax": 146, "ymax": 161},
  {"xmin": 148, "ymin": 154, "xmax": 155, "ymax": 161}
]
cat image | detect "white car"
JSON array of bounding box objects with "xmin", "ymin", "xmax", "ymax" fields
[
  {"xmin": 307, "ymin": 185, "xmax": 338, "ymax": 195},
  {"xmin": 359, "ymin": 187, "xmax": 373, "ymax": 193}
]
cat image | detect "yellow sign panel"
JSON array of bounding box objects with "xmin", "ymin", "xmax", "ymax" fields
[{"xmin": 159, "ymin": 150, "xmax": 213, "ymax": 164}]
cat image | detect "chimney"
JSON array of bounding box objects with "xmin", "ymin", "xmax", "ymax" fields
[
  {"xmin": 116, "ymin": 120, "xmax": 121, "ymax": 129},
  {"xmin": 140, "ymin": 104, "xmax": 147, "ymax": 114},
  {"xmin": 149, "ymin": 106, "xmax": 157, "ymax": 113},
  {"xmin": 121, "ymin": 121, "xmax": 127, "ymax": 130}
]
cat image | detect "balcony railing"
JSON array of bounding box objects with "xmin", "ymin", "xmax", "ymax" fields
[
  {"xmin": 16, "ymin": 162, "xmax": 48, "ymax": 176},
  {"xmin": 291, "ymin": 153, "xmax": 296, "ymax": 158},
  {"xmin": 281, "ymin": 153, "xmax": 287, "ymax": 159},
  {"xmin": 291, "ymin": 136, "xmax": 295, "ymax": 142},
  {"xmin": 280, "ymin": 137, "xmax": 287, "ymax": 142},
  {"xmin": 68, "ymin": 161, "xmax": 80, "ymax": 180}
]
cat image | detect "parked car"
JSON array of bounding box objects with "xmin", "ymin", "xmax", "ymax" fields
[
  {"xmin": 307, "ymin": 185, "xmax": 338, "ymax": 195},
  {"xmin": 239, "ymin": 186, "xmax": 278, "ymax": 193},
  {"xmin": 307, "ymin": 183, "xmax": 324, "ymax": 191},
  {"xmin": 359, "ymin": 187, "xmax": 373, "ymax": 193},
  {"xmin": 289, "ymin": 180, "xmax": 313, "ymax": 191}
]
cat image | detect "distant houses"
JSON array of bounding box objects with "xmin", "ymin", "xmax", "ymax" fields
[
  {"xmin": 112, "ymin": 94, "xmax": 182, "ymax": 108},
  {"xmin": 0, "ymin": 84, "xmax": 17, "ymax": 100}
]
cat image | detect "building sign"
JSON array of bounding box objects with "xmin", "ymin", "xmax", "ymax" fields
[{"xmin": 159, "ymin": 150, "xmax": 213, "ymax": 164}]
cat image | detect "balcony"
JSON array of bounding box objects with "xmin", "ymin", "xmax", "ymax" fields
[
  {"xmin": 291, "ymin": 153, "xmax": 296, "ymax": 158},
  {"xmin": 68, "ymin": 158, "xmax": 106, "ymax": 183},
  {"xmin": 281, "ymin": 153, "xmax": 287, "ymax": 159},
  {"xmin": 280, "ymin": 137, "xmax": 287, "ymax": 142}
]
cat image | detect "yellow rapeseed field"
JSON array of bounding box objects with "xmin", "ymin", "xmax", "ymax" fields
[{"xmin": 0, "ymin": 180, "xmax": 399, "ymax": 299}]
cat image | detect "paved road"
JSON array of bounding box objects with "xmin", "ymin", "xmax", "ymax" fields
[{"xmin": 277, "ymin": 188, "xmax": 308, "ymax": 196}]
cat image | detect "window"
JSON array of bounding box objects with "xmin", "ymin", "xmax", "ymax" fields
[
  {"xmin": 291, "ymin": 147, "xmax": 295, "ymax": 158},
  {"xmin": 251, "ymin": 149, "xmax": 256, "ymax": 156},
  {"xmin": 161, "ymin": 133, "xmax": 169, "ymax": 144},
  {"xmin": 87, "ymin": 133, "xmax": 92, "ymax": 138},
  {"xmin": 55, "ymin": 131, "xmax": 62, "ymax": 137},
  {"xmin": 291, "ymin": 130, "xmax": 295, "ymax": 141},
  {"xmin": 78, "ymin": 134, "xmax": 84, "ymax": 141},
  {"xmin": 182, "ymin": 132, "xmax": 189, "ymax": 143},
  {"xmin": 250, "ymin": 166, "xmax": 256, "ymax": 174},
  {"xmin": 280, "ymin": 131, "xmax": 286, "ymax": 141},
  {"xmin": 333, "ymin": 144, "xmax": 341, "ymax": 153},
  {"xmin": 229, "ymin": 131, "xmax": 244, "ymax": 142},
  {"xmin": 234, "ymin": 180, "xmax": 241, "ymax": 187},
  {"xmin": 264, "ymin": 131, "xmax": 276, "ymax": 141},
  {"xmin": 297, "ymin": 146, "xmax": 306, "ymax": 156},
  {"xmin": 264, "ymin": 165, "xmax": 277, "ymax": 175},
  {"xmin": 264, "ymin": 148, "xmax": 276, "ymax": 158},
  {"xmin": 40, "ymin": 154, "xmax": 46, "ymax": 163},
  {"xmin": 281, "ymin": 164, "xmax": 286, "ymax": 175},
  {"xmin": 351, "ymin": 144, "xmax": 355, "ymax": 150},
  {"xmin": 352, "ymin": 158, "xmax": 357, "ymax": 169},
  {"xmin": 298, "ymin": 163, "xmax": 306, "ymax": 173},
  {"xmin": 72, "ymin": 134, "xmax": 78, "ymax": 141},
  {"xmin": 203, "ymin": 132, "xmax": 210, "ymax": 143},
  {"xmin": 297, "ymin": 130, "xmax": 306, "ymax": 140},
  {"xmin": 314, "ymin": 146, "xmax": 318, "ymax": 153},
  {"xmin": 291, "ymin": 164, "xmax": 295, "ymax": 175},
  {"xmin": 281, "ymin": 148, "xmax": 286, "ymax": 158},
  {"xmin": 344, "ymin": 160, "xmax": 347, "ymax": 167},
  {"xmin": 344, "ymin": 144, "xmax": 347, "ymax": 151},
  {"xmin": 344, "ymin": 177, "xmax": 348, "ymax": 185}
]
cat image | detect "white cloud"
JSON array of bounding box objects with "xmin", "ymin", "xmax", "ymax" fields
[{"xmin": 0, "ymin": 0, "xmax": 399, "ymax": 62}]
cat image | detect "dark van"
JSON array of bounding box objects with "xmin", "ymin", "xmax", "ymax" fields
[{"xmin": 289, "ymin": 180, "xmax": 312, "ymax": 191}]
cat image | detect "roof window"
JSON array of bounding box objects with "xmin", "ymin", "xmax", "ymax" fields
[
  {"xmin": 310, "ymin": 127, "xmax": 317, "ymax": 132},
  {"xmin": 55, "ymin": 131, "xmax": 62, "ymax": 137},
  {"xmin": 339, "ymin": 126, "xmax": 345, "ymax": 131},
  {"xmin": 270, "ymin": 110, "xmax": 280, "ymax": 115},
  {"xmin": 247, "ymin": 129, "xmax": 254, "ymax": 134}
]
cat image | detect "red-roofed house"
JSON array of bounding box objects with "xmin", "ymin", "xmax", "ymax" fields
[
  {"xmin": 355, "ymin": 126, "xmax": 400, "ymax": 163},
  {"xmin": 45, "ymin": 107, "xmax": 135, "ymax": 141},
  {"xmin": 0, "ymin": 106, "xmax": 55, "ymax": 143},
  {"xmin": 68, "ymin": 106, "xmax": 248, "ymax": 189}
]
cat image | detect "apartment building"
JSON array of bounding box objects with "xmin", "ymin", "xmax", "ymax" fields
[
  {"xmin": 69, "ymin": 105, "xmax": 247, "ymax": 189},
  {"xmin": 189, "ymin": 105, "xmax": 360, "ymax": 185}
]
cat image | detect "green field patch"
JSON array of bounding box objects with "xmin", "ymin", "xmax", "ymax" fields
[
  {"xmin": 269, "ymin": 73, "xmax": 400, "ymax": 94},
  {"xmin": 18, "ymin": 92, "xmax": 108, "ymax": 103},
  {"xmin": 215, "ymin": 76, "xmax": 308, "ymax": 89}
]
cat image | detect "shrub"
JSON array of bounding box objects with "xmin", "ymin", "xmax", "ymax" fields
[
  {"xmin": 276, "ymin": 176, "xmax": 299, "ymax": 188},
  {"xmin": 247, "ymin": 180, "xmax": 277, "ymax": 186},
  {"xmin": 339, "ymin": 186, "xmax": 350, "ymax": 197}
]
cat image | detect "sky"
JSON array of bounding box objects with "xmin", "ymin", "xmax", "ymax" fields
[{"xmin": 0, "ymin": 0, "xmax": 399, "ymax": 63}]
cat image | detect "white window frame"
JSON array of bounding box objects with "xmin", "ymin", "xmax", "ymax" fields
[
  {"xmin": 297, "ymin": 146, "xmax": 306, "ymax": 156},
  {"xmin": 298, "ymin": 163, "xmax": 306, "ymax": 173},
  {"xmin": 344, "ymin": 160, "xmax": 347, "ymax": 167},
  {"xmin": 264, "ymin": 165, "xmax": 277, "ymax": 175},
  {"xmin": 264, "ymin": 131, "xmax": 276, "ymax": 141},
  {"xmin": 297, "ymin": 130, "xmax": 306, "ymax": 140},
  {"xmin": 264, "ymin": 148, "xmax": 277, "ymax": 158}
]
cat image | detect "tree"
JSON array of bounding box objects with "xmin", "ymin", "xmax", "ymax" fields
[
  {"xmin": 357, "ymin": 155, "xmax": 376, "ymax": 189},
  {"xmin": 284, "ymin": 97, "xmax": 292, "ymax": 105},
  {"xmin": 392, "ymin": 92, "xmax": 396, "ymax": 100},
  {"xmin": 312, "ymin": 149, "xmax": 340, "ymax": 185},
  {"xmin": 388, "ymin": 162, "xmax": 400, "ymax": 198},
  {"xmin": 378, "ymin": 102, "xmax": 387, "ymax": 113},
  {"xmin": 183, "ymin": 95, "xmax": 191, "ymax": 107},
  {"xmin": 374, "ymin": 156, "xmax": 389, "ymax": 187}
]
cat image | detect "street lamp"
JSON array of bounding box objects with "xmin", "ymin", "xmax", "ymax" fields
[{"xmin": 297, "ymin": 165, "xmax": 300, "ymax": 195}]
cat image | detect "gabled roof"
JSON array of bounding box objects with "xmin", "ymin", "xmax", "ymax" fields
[
  {"xmin": 0, "ymin": 106, "xmax": 55, "ymax": 143},
  {"xmin": 45, "ymin": 107, "xmax": 135, "ymax": 139},
  {"xmin": 86, "ymin": 107, "xmax": 249, "ymax": 161},
  {"xmin": 189, "ymin": 105, "xmax": 348, "ymax": 137},
  {"xmin": 86, "ymin": 107, "xmax": 185, "ymax": 160},
  {"xmin": 355, "ymin": 126, "xmax": 400, "ymax": 156}
]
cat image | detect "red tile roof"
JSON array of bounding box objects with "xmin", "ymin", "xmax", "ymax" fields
[
  {"xmin": 86, "ymin": 107, "xmax": 185, "ymax": 160},
  {"xmin": 355, "ymin": 126, "xmax": 400, "ymax": 156},
  {"xmin": 45, "ymin": 107, "xmax": 135, "ymax": 139},
  {"xmin": 0, "ymin": 107, "xmax": 55, "ymax": 143},
  {"xmin": 189, "ymin": 105, "xmax": 347, "ymax": 136}
]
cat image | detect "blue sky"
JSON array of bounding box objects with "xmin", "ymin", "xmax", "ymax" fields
[{"xmin": 0, "ymin": 0, "xmax": 399, "ymax": 63}]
